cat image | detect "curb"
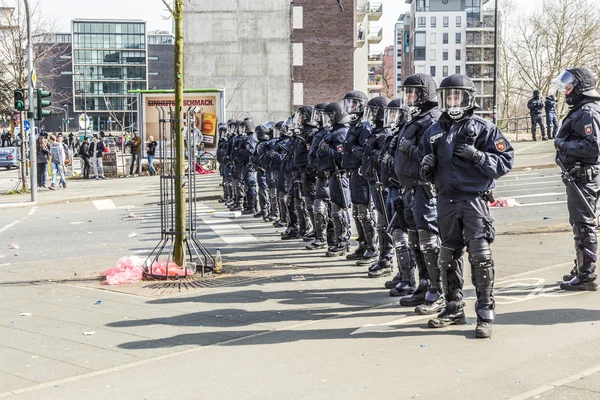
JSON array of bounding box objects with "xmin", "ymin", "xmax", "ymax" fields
[
  {"xmin": 511, "ymin": 163, "xmax": 556, "ymax": 172},
  {"xmin": 497, "ymin": 223, "xmax": 571, "ymax": 236}
]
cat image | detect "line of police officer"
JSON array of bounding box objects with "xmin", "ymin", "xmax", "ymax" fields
[{"xmin": 215, "ymin": 67, "xmax": 600, "ymax": 339}]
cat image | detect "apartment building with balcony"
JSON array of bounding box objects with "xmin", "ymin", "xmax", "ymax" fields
[
  {"xmin": 394, "ymin": 12, "xmax": 411, "ymax": 96},
  {"xmin": 403, "ymin": 0, "xmax": 496, "ymax": 117},
  {"xmin": 356, "ymin": 0, "xmax": 384, "ymax": 97}
]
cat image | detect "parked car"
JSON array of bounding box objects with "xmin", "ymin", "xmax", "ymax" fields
[{"xmin": 0, "ymin": 147, "xmax": 20, "ymax": 169}]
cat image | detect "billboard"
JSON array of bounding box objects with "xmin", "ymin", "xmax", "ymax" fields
[{"xmin": 138, "ymin": 90, "xmax": 226, "ymax": 152}]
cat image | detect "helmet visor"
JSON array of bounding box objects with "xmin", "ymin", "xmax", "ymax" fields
[
  {"xmin": 362, "ymin": 105, "xmax": 379, "ymax": 124},
  {"xmin": 309, "ymin": 108, "xmax": 323, "ymax": 126},
  {"xmin": 384, "ymin": 107, "xmax": 402, "ymax": 128},
  {"xmin": 437, "ymin": 88, "xmax": 474, "ymax": 110},
  {"xmin": 322, "ymin": 112, "xmax": 334, "ymax": 128},
  {"xmin": 551, "ymin": 70, "xmax": 577, "ymax": 94},
  {"xmin": 344, "ymin": 98, "xmax": 365, "ymax": 115},
  {"xmin": 400, "ymin": 87, "xmax": 424, "ymax": 107},
  {"xmin": 292, "ymin": 111, "xmax": 303, "ymax": 129}
]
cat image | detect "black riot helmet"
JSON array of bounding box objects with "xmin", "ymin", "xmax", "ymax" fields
[
  {"xmin": 293, "ymin": 106, "xmax": 314, "ymax": 129},
  {"xmin": 533, "ymin": 89, "xmax": 540, "ymax": 98},
  {"xmin": 309, "ymin": 102, "xmax": 328, "ymax": 127},
  {"xmin": 437, "ymin": 74, "xmax": 478, "ymax": 120},
  {"xmin": 261, "ymin": 121, "xmax": 274, "ymax": 138},
  {"xmin": 363, "ymin": 96, "xmax": 389, "ymax": 125},
  {"xmin": 274, "ymin": 121, "xmax": 284, "ymax": 138},
  {"xmin": 227, "ymin": 119, "xmax": 238, "ymax": 135},
  {"xmin": 255, "ymin": 125, "xmax": 269, "ymax": 141},
  {"xmin": 400, "ymin": 73, "xmax": 438, "ymax": 116},
  {"xmin": 240, "ymin": 118, "xmax": 255, "ymax": 134},
  {"xmin": 343, "ymin": 90, "xmax": 369, "ymax": 122},
  {"xmin": 552, "ymin": 68, "xmax": 600, "ymax": 107},
  {"xmin": 218, "ymin": 122, "xmax": 227, "ymax": 133},
  {"xmin": 384, "ymin": 99, "xmax": 410, "ymax": 129},
  {"xmin": 323, "ymin": 102, "xmax": 351, "ymax": 128}
]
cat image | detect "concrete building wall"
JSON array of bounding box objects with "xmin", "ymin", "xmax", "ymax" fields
[
  {"xmin": 184, "ymin": 0, "xmax": 292, "ymax": 123},
  {"xmin": 148, "ymin": 44, "xmax": 174, "ymax": 90},
  {"xmin": 292, "ymin": 0, "xmax": 356, "ymax": 106}
]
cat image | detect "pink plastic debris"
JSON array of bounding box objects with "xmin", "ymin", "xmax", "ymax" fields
[
  {"xmin": 100, "ymin": 256, "xmax": 144, "ymax": 285},
  {"xmin": 489, "ymin": 197, "xmax": 520, "ymax": 208},
  {"xmin": 149, "ymin": 260, "xmax": 195, "ymax": 277},
  {"xmin": 192, "ymin": 162, "xmax": 214, "ymax": 175}
]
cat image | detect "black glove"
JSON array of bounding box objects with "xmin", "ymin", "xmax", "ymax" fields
[
  {"xmin": 382, "ymin": 153, "xmax": 394, "ymax": 169},
  {"xmin": 421, "ymin": 154, "xmax": 437, "ymax": 176},
  {"xmin": 454, "ymin": 144, "xmax": 484, "ymax": 164},
  {"xmin": 554, "ymin": 137, "xmax": 567, "ymax": 153},
  {"xmin": 398, "ymin": 137, "xmax": 414, "ymax": 153},
  {"xmin": 319, "ymin": 140, "xmax": 330, "ymax": 153}
]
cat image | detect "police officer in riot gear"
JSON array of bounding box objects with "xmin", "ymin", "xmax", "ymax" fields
[
  {"xmin": 420, "ymin": 74, "xmax": 514, "ymax": 338},
  {"xmin": 545, "ymin": 94, "xmax": 559, "ymax": 139},
  {"xmin": 228, "ymin": 121, "xmax": 245, "ymax": 210},
  {"xmin": 394, "ymin": 73, "xmax": 442, "ymax": 309},
  {"xmin": 267, "ymin": 121, "xmax": 290, "ymax": 227},
  {"xmin": 341, "ymin": 91, "xmax": 379, "ymax": 265},
  {"xmin": 307, "ymin": 103, "xmax": 336, "ymax": 250},
  {"xmin": 292, "ymin": 106, "xmax": 317, "ymax": 241},
  {"xmin": 250, "ymin": 124, "xmax": 271, "ymax": 218},
  {"xmin": 528, "ymin": 90, "xmax": 547, "ymax": 141},
  {"xmin": 281, "ymin": 117, "xmax": 303, "ymax": 240},
  {"xmin": 261, "ymin": 122, "xmax": 279, "ymax": 222},
  {"xmin": 317, "ymin": 102, "xmax": 352, "ymax": 256},
  {"xmin": 360, "ymin": 96, "xmax": 395, "ymax": 277},
  {"xmin": 216, "ymin": 122, "xmax": 232, "ymax": 203},
  {"xmin": 553, "ymin": 68, "xmax": 600, "ymax": 291},
  {"xmin": 380, "ymin": 100, "xmax": 417, "ymax": 293},
  {"xmin": 237, "ymin": 118, "xmax": 258, "ymax": 215}
]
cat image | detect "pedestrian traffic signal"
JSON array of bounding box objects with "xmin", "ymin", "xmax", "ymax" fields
[
  {"xmin": 36, "ymin": 88, "xmax": 51, "ymax": 120},
  {"xmin": 14, "ymin": 89, "xmax": 25, "ymax": 111}
]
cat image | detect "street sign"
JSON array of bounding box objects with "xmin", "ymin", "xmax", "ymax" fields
[
  {"xmin": 24, "ymin": 120, "xmax": 30, "ymax": 131},
  {"xmin": 79, "ymin": 114, "xmax": 91, "ymax": 130}
]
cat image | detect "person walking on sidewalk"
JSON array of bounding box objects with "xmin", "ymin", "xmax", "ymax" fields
[
  {"xmin": 147, "ymin": 135, "xmax": 157, "ymax": 176},
  {"xmin": 90, "ymin": 134, "xmax": 106, "ymax": 180},
  {"xmin": 36, "ymin": 136, "xmax": 49, "ymax": 190},
  {"xmin": 553, "ymin": 68, "xmax": 600, "ymax": 291},
  {"xmin": 128, "ymin": 130, "xmax": 142, "ymax": 176},
  {"xmin": 79, "ymin": 137, "xmax": 92, "ymax": 179},
  {"xmin": 49, "ymin": 134, "xmax": 67, "ymax": 189}
]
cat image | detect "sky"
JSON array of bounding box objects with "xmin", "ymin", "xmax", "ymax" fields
[{"xmin": 39, "ymin": 0, "xmax": 540, "ymax": 43}]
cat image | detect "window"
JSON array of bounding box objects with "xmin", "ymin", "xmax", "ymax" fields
[
  {"xmin": 430, "ymin": 49, "xmax": 436, "ymax": 60},
  {"xmin": 456, "ymin": 16, "xmax": 462, "ymax": 27},
  {"xmin": 455, "ymin": 49, "xmax": 461, "ymax": 60},
  {"xmin": 430, "ymin": 16, "xmax": 436, "ymax": 27},
  {"xmin": 456, "ymin": 32, "xmax": 462, "ymax": 44},
  {"xmin": 456, "ymin": 66, "xmax": 461, "ymax": 74},
  {"xmin": 443, "ymin": 16, "xmax": 449, "ymax": 27},
  {"xmin": 443, "ymin": 66, "xmax": 448, "ymax": 77},
  {"xmin": 414, "ymin": 32, "xmax": 426, "ymax": 47},
  {"xmin": 443, "ymin": 50, "xmax": 448, "ymax": 60},
  {"xmin": 430, "ymin": 32, "xmax": 436, "ymax": 44},
  {"xmin": 430, "ymin": 66, "xmax": 436, "ymax": 77},
  {"xmin": 443, "ymin": 32, "xmax": 448, "ymax": 44},
  {"xmin": 418, "ymin": 17, "xmax": 426, "ymax": 28}
]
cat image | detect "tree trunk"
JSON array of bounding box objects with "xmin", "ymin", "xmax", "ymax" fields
[
  {"xmin": 19, "ymin": 113, "xmax": 28, "ymax": 190},
  {"xmin": 173, "ymin": 0, "xmax": 186, "ymax": 267}
]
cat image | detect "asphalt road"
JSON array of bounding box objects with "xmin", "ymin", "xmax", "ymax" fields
[{"xmin": 1, "ymin": 168, "xmax": 599, "ymax": 400}]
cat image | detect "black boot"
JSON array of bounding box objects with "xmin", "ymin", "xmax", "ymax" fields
[
  {"xmin": 326, "ymin": 242, "xmax": 350, "ymax": 257},
  {"xmin": 427, "ymin": 304, "xmax": 467, "ymax": 328},
  {"xmin": 356, "ymin": 248, "xmax": 380, "ymax": 266},
  {"xmin": 306, "ymin": 238, "xmax": 327, "ymax": 250},
  {"xmin": 302, "ymin": 230, "xmax": 316, "ymax": 242},
  {"xmin": 367, "ymin": 259, "xmax": 393, "ymax": 278},
  {"xmin": 414, "ymin": 291, "xmax": 445, "ymax": 315},
  {"xmin": 562, "ymin": 262, "xmax": 578, "ymax": 281},
  {"xmin": 273, "ymin": 220, "xmax": 287, "ymax": 228},
  {"xmin": 475, "ymin": 321, "xmax": 493, "ymax": 338},
  {"xmin": 346, "ymin": 243, "xmax": 367, "ymax": 261},
  {"xmin": 399, "ymin": 279, "xmax": 429, "ymax": 306},
  {"xmin": 281, "ymin": 228, "xmax": 301, "ymax": 240},
  {"xmin": 560, "ymin": 276, "xmax": 598, "ymax": 291},
  {"xmin": 384, "ymin": 270, "xmax": 403, "ymax": 289},
  {"xmin": 389, "ymin": 281, "xmax": 416, "ymax": 297}
]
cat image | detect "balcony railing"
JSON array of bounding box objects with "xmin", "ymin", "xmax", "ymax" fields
[
  {"xmin": 368, "ymin": 27, "xmax": 383, "ymax": 44},
  {"xmin": 368, "ymin": 52, "xmax": 383, "ymax": 62},
  {"xmin": 369, "ymin": 2, "xmax": 383, "ymax": 21}
]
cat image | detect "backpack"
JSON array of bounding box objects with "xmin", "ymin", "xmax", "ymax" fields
[{"xmin": 50, "ymin": 143, "xmax": 63, "ymax": 162}]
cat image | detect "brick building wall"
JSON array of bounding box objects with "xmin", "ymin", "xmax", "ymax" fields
[
  {"xmin": 148, "ymin": 44, "xmax": 174, "ymax": 90},
  {"xmin": 291, "ymin": 0, "xmax": 355, "ymax": 108}
]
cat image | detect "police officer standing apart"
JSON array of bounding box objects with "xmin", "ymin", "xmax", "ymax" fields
[
  {"xmin": 394, "ymin": 73, "xmax": 442, "ymax": 311},
  {"xmin": 317, "ymin": 102, "xmax": 352, "ymax": 256},
  {"xmin": 545, "ymin": 94, "xmax": 559, "ymax": 139},
  {"xmin": 420, "ymin": 74, "xmax": 514, "ymax": 338},
  {"xmin": 216, "ymin": 122, "xmax": 231, "ymax": 204},
  {"xmin": 553, "ymin": 68, "xmax": 600, "ymax": 291},
  {"xmin": 528, "ymin": 90, "xmax": 547, "ymax": 141},
  {"xmin": 342, "ymin": 91, "xmax": 379, "ymax": 265}
]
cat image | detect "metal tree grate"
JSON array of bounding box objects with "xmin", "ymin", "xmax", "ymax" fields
[{"xmin": 143, "ymin": 106, "xmax": 215, "ymax": 279}]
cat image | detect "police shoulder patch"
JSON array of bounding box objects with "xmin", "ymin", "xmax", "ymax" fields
[
  {"xmin": 337, "ymin": 144, "xmax": 343, "ymax": 153},
  {"xmin": 430, "ymin": 132, "xmax": 443, "ymax": 143},
  {"xmin": 495, "ymin": 139, "xmax": 505, "ymax": 152},
  {"xmin": 245, "ymin": 144, "xmax": 250, "ymax": 150},
  {"xmin": 306, "ymin": 144, "xmax": 310, "ymax": 151},
  {"xmin": 585, "ymin": 124, "xmax": 593, "ymax": 135}
]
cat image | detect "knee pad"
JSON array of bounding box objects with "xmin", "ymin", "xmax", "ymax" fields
[
  {"xmin": 438, "ymin": 246, "xmax": 456, "ymax": 270},
  {"xmin": 408, "ymin": 229, "xmax": 419, "ymax": 252},
  {"xmin": 331, "ymin": 203, "xmax": 344, "ymax": 218},
  {"xmin": 352, "ymin": 204, "xmax": 359, "ymax": 219},
  {"xmin": 393, "ymin": 229, "xmax": 408, "ymax": 247},
  {"xmin": 467, "ymin": 238, "xmax": 492, "ymax": 267},
  {"xmin": 314, "ymin": 199, "xmax": 328, "ymax": 215},
  {"xmin": 418, "ymin": 229, "xmax": 440, "ymax": 252}
]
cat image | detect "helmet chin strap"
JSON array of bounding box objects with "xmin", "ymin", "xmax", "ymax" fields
[
  {"xmin": 447, "ymin": 108, "xmax": 464, "ymax": 120},
  {"xmin": 409, "ymin": 106, "xmax": 421, "ymax": 117}
]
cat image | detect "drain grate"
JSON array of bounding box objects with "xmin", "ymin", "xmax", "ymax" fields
[{"xmin": 141, "ymin": 274, "xmax": 263, "ymax": 296}]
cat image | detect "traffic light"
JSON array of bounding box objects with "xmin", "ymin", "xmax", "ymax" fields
[
  {"xmin": 14, "ymin": 89, "xmax": 25, "ymax": 111},
  {"xmin": 36, "ymin": 88, "xmax": 51, "ymax": 120}
]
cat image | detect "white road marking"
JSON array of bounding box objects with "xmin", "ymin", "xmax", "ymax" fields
[
  {"xmin": 0, "ymin": 263, "xmax": 11, "ymax": 267},
  {"xmin": 117, "ymin": 205, "xmax": 136, "ymax": 209},
  {"xmin": 28, "ymin": 206, "xmax": 37, "ymax": 216},
  {"xmin": 200, "ymin": 215, "xmax": 257, "ymax": 244},
  {"xmin": 517, "ymin": 200, "xmax": 567, "ymax": 207},
  {"xmin": 92, "ymin": 199, "xmax": 117, "ymax": 210},
  {"xmin": 511, "ymin": 192, "xmax": 564, "ymax": 199},
  {"xmin": 70, "ymin": 222, "xmax": 85, "ymax": 225},
  {"xmin": 0, "ymin": 220, "xmax": 20, "ymax": 234}
]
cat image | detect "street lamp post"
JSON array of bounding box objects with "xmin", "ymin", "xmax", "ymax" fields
[
  {"xmin": 62, "ymin": 103, "xmax": 70, "ymax": 132},
  {"xmin": 24, "ymin": 0, "xmax": 37, "ymax": 202},
  {"xmin": 492, "ymin": 0, "xmax": 499, "ymax": 125}
]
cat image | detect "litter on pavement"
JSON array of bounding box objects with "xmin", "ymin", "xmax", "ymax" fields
[{"xmin": 489, "ymin": 197, "xmax": 520, "ymax": 207}]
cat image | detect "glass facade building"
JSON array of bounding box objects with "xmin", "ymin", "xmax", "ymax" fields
[{"xmin": 71, "ymin": 20, "xmax": 147, "ymax": 130}]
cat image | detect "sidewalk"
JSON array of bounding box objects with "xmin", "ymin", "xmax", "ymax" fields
[
  {"xmin": 0, "ymin": 173, "xmax": 223, "ymax": 209},
  {"xmin": 511, "ymin": 139, "xmax": 556, "ymax": 171}
]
